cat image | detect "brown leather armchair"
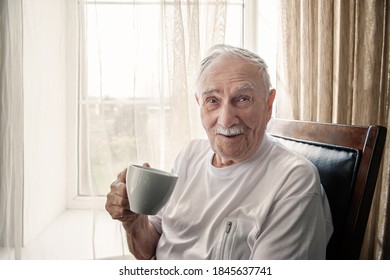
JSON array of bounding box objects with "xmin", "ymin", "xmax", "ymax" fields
[{"xmin": 267, "ymin": 118, "xmax": 387, "ymax": 259}]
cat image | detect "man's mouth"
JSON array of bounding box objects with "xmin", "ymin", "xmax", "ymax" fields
[{"xmin": 218, "ymin": 133, "xmax": 242, "ymax": 138}]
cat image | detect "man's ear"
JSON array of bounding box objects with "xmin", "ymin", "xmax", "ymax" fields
[
  {"xmin": 266, "ymin": 89, "xmax": 276, "ymax": 121},
  {"xmin": 195, "ymin": 94, "xmax": 200, "ymax": 106}
]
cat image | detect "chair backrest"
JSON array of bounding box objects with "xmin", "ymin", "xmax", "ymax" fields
[{"xmin": 266, "ymin": 118, "xmax": 387, "ymax": 259}]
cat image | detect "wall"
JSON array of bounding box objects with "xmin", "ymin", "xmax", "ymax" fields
[{"xmin": 23, "ymin": 0, "xmax": 68, "ymax": 246}]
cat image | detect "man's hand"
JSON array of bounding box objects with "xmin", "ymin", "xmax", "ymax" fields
[
  {"xmin": 105, "ymin": 168, "xmax": 140, "ymax": 223},
  {"xmin": 105, "ymin": 164, "xmax": 160, "ymax": 259}
]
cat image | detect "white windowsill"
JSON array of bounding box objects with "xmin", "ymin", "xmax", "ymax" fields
[
  {"xmin": 67, "ymin": 196, "xmax": 107, "ymax": 210},
  {"xmin": 21, "ymin": 209, "xmax": 135, "ymax": 260}
]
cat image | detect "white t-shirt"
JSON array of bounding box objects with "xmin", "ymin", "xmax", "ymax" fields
[{"xmin": 149, "ymin": 134, "xmax": 333, "ymax": 259}]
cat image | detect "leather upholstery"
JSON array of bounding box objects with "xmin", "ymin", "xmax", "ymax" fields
[{"xmin": 274, "ymin": 136, "xmax": 360, "ymax": 259}]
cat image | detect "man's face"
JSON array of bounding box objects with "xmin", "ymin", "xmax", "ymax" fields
[{"xmin": 196, "ymin": 55, "xmax": 276, "ymax": 167}]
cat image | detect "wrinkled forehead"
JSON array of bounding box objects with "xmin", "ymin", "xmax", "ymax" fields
[{"xmin": 198, "ymin": 54, "xmax": 263, "ymax": 89}]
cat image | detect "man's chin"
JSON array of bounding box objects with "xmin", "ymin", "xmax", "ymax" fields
[{"xmin": 214, "ymin": 144, "xmax": 245, "ymax": 161}]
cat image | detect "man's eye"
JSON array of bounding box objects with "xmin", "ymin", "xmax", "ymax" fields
[
  {"xmin": 203, "ymin": 97, "xmax": 220, "ymax": 110},
  {"xmin": 204, "ymin": 97, "xmax": 219, "ymax": 106},
  {"xmin": 234, "ymin": 96, "xmax": 254, "ymax": 108},
  {"xmin": 238, "ymin": 96, "xmax": 253, "ymax": 103},
  {"xmin": 205, "ymin": 98, "xmax": 219, "ymax": 105}
]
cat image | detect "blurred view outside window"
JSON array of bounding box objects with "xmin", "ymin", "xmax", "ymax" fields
[{"xmin": 78, "ymin": 0, "xmax": 244, "ymax": 196}]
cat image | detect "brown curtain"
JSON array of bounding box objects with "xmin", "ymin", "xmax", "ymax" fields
[{"xmin": 276, "ymin": 0, "xmax": 390, "ymax": 259}]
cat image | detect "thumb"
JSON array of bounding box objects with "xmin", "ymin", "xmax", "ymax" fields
[{"xmin": 143, "ymin": 162, "xmax": 150, "ymax": 168}]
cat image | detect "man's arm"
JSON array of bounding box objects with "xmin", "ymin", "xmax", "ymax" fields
[
  {"xmin": 122, "ymin": 214, "xmax": 161, "ymax": 259},
  {"xmin": 105, "ymin": 167, "xmax": 161, "ymax": 259},
  {"xmin": 252, "ymin": 193, "xmax": 329, "ymax": 259},
  {"xmin": 252, "ymin": 165, "xmax": 332, "ymax": 259}
]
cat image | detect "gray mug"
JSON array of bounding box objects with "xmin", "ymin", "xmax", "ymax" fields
[{"xmin": 126, "ymin": 164, "xmax": 178, "ymax": 215}]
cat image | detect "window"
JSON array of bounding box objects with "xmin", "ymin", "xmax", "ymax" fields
[{"xmin": 77, "ymin": 0, "xmax": 245, "ymax": 196}]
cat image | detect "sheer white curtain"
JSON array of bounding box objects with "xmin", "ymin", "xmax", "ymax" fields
[
  {"xmin": 0, "ymin": 0, "xmax": 235, "ymax": 259},
  {"xmin": 0, "ymin": 0, "xmax": 24, "ymax": 260},
  {"xmin": 80, "ymin": 0, "xmax": 230, "ymax": 259},
  {"xmin": 1, "ymin": 0, "xmax": 76, "ymax": 260},
  {"xmin": 79, "ymin": 1, "xmax": 230, "ymax": 198}
]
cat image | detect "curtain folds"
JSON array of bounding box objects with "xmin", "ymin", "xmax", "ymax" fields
[
  {"xmin": 276, "ymin": 0, "xmax": 390, "ymax": 259},
  {"xmin": 0, "ymin": 0, "xmax": 24, "ymax": 259}
]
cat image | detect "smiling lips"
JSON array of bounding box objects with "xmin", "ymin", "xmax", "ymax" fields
[{"xmin": 218, "ymin": 133, "xmax": 243, "ymax": 139}]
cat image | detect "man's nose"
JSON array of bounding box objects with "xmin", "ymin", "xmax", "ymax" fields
[{"xmin": 218, "ymin": 103, "xmax": 239, "ymax": 128}]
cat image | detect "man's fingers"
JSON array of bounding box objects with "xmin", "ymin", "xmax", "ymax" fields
[
  {"xmin": 106, "ymin": 192, "xmax": 129, "ymax": 208},
  {"xmin": 110, "ymin": 177, "xmax": 128, "ymax": 197},
  {"xmin": 106, "ymin": 205, "xmax": 133, "ymax": 220},
  {"xmin": 117, "ymin": 168, "xmax": 128, "ymax": 182}
]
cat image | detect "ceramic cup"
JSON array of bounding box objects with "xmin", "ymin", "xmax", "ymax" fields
[{"xmin": 126, "ymin": 164, "xmax": 178, "ymax": 215}]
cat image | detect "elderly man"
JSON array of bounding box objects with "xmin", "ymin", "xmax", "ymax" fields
[{"xmin": 105, "ymin": 44, "xmax": 333, "ymax": 259}]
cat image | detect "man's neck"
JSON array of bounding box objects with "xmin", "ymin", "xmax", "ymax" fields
[{"xmin": 212, "ymin": 154, "xmax": 237, "ymax": 168}]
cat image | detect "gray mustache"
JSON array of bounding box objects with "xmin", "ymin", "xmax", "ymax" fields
[{"xmin": 215, "ymin": 125, "xmax": 246, "ymax": 136}]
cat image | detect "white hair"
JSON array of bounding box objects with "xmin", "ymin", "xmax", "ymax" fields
[{"xmin": 195, "ymin": 44, "xmax": 272, "ymax": 98}]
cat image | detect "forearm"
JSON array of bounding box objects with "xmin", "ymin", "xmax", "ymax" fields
[{"xmin": 122, "ymin": 214, "xmax": 161, "ymax": 259}]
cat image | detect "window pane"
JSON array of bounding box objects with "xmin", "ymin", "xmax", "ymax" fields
[
  {"xmin": 83, "ymin": 4, "xmax": 164, "ymax": 100},
  {"xmin": 79, "ymin": 101, "xmax": 175, "ymax": 195}
]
